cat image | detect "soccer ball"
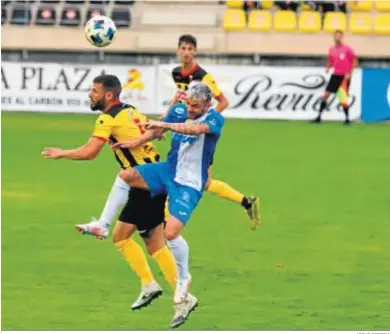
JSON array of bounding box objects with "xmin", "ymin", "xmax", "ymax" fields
[{"xmin": 85, "ymin": 15, "xmax": 117, "ymax": 48}]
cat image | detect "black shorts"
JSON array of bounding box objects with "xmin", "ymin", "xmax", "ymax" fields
[
  {"xmin": 325, "ymin": 74, "xmax": 350, "ymax": 93},
  {"xmin": 118, "ymin": 188, "xmax": 167, "ymax": 238}
]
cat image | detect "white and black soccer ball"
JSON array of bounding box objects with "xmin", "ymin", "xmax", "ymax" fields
[{"xmin": 85, "ymin": 15, "xmax": 117, "ymax": 48}]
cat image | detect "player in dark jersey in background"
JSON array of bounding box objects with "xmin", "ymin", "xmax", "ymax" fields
[{"xmin": 169, "ymin": 34, "xmax": 260, "ymax": 230}]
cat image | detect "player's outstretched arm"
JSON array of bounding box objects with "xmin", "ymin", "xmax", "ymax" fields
[
  {"xmin": 41, "ymin": 137, "xmax": 105, "ymax": 160},
  {"xmin": 165, "ymin": 122, "xmax": 210, "ymax": 135},
  {"xmin": 112, "ymin": 128, "xmax": 165, "ymax": 149},
  {"xmin": 146, "ymin": 121, "xmax": 211, "ymax": 136}
]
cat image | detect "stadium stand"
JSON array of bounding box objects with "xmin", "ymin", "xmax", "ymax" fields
[
  {"xmin": 86, "ymin": 6, "xmax": 105, "ymax": 21},
  {"xmin": 10, "ymin": 4, "xmax": 32, "ymax": 25},
  {"xmin": 1, "ymin": 0, "xmax": 390, "ymax": 58},
  {"xmin": 375, "ymin": 1, "xmax": 390, "ymax": 11},
  {"xmin": 226, "ymin": 0, "xmax": 244, "ymax": 9},
  {"xmin": 273, "ymin": 10, "xmax": 297, "ymax": 32},
  {"xmin": 115, "ymin": 0, "xmax": 135, "ymax": 5},
  {"xmin": 60, "ymin": 7, "xmax": 82, "ymax": 26},
  {"xmin": 2, "ymin": 7, "xmax": 8, "ymax": 25},
  {"xmin": 223, "ymin": 8, "xmax": 246, "ymax": 31},
  {"xmin": 247, "ymin": 10, "xmax": 272, "ymax": 31},
  {"xmin": 323, "ymin": 12, "xmax": 347, "ymax": 33},
  {"xmin": 261, "ymin": 1, "xmax": 275, "ymax": 10},
  {"xmin": 35, "ymin": 5, "xmax": 57, "ymax": 26},
  {"xmin": 374, "ymin": 13, "xmax": 390, "ymax": 34},
  {"xmin": 298, "ymin": 11, "xmax": 322, "ymax": 33},
  {"xmin": 111, "ymin": 7, "xmax": 131, "ymax": 28},
  {"xmin": 349, "ymin": 12, "xmax": 372, "ymax": 34},
  {"xmin": 90, "ymin": 0, "xmax": 109, "ymax": 4},
  {"xmin": 349, "ymin": 0, "xmax": 373, "ymax": 12}
]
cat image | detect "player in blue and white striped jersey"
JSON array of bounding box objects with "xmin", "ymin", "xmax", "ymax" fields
[{"xmin": 113, "ymin": 82, "xmax": 223, "ymax": 328}]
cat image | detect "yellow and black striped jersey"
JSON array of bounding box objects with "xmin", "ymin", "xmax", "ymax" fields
[
  {"xmin": 92, "ymin": 102, "xmax": 160, "ymax": 169},
  {"xmin": 171, "ymin": 63, "xmax": 223, "ymax": 99}
]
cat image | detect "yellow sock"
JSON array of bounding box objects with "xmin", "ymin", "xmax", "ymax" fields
[
  {"xmin": 115, "ymin": 239, "xmax": 154, "ymax": 285},
  {"xmin": 152, "ymin": 246, "xmax": 177, "ymax": 290},
  {"xmin": 207, "ymin": 179, "xmax": 244, "ymax": 204}
]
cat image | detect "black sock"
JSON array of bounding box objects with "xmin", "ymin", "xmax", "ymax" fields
[
  {"xmin": 318, "ymin": 100, "xmax": 327, "ymax": 119},
  {"xmin": 241, "ymin": 197, "xmax": 252, "ymax": 210},
  {"xmin": 343, "ymin": 105, "xmax": 349, "ymax": 121}
]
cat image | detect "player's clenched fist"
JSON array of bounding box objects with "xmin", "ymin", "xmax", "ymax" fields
[{"xmin": 142, "ymin": 120, "xmax": 167, "ymax": 130}]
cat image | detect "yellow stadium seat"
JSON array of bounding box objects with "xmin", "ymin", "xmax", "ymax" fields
[
  {"xmin": 299, "ymin": 11, "xmax": 321, "ymax": 33},
  {"xmin": 261, "ymin": 1, "xmax": 274, "ymax": 9},
  {"xmin": 226, "ymin": 0, "xmax": 244, "ymax": 9},
  {"xmin": 376, "ymin": 0, "xmax": 390, "ymax": 11},
  {"xmin": 273, "ymin": 10, "xmax": 297, "ymax": 32},
  {"xmin": 323, "ymin": 12, "xmax": 347, "ymax": 33},
  {"xmin": 349, "ymin": 1, "xmax": 373, "ymax": 11},
  {"xmin": 223, "ymin": 9, "xmax": 246, "ymax": 31},
  {"xmin": 300, "ymin": 3, "xmax": 312, "ymax": 11},
  {"xmin": 374, "ymin": 13, "xmax": 390, "ymax": 34},
  {"xmin": 248, "ymin": 10, "xmax": 272, "ymax": 31},
  {"xmin": 349, "ymin": 12, "xmax": 373, "ymax": 34}
]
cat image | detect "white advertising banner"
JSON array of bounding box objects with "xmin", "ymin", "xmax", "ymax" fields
[
  {"xmin": 1, "ymin": 62, "xmax": 157, "ymax": 114},
  {"xmin": 157, "ymin": 64, "xmax": 362, "ymax": 121},
  {"xmin": 2, "ymin": 62, "xmax": 362, "ymax": 121}
]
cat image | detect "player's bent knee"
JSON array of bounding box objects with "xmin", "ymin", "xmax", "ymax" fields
[
  {"xmin": 112, "ymin": 232, "xmax": 127, "ymax": 244},
  {"xmin": 144, "ymin": 236, "xmax": 164, "ymax": 255},
  {"xmin": 165, "ymin": 230, "xmax": 179, "ymax": 241},
  {"xmin": 112, "ymin": 221, "xmax": 136, "ymax": 244},
  {"xmin": 164, "ymin": 218, "xmax": 184, "ymax": 241},
  {"xmin": 119, "ymin": 168, "xmax": 149, "ymax": 190},
  {"xmin": 118, "ymin": 169, "xmax": 137, "ymax": 183}
]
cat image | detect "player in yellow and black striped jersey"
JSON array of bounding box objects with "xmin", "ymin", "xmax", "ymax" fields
[
  {"xmin": 171, "ymin": 64, "xmax": 224, "ymax": 106},
  {"xmin": 168, "ymin": 34, "xmax": 260, "ymax": 230},
  {"xmin": 92, "ymin": 101, "xmax": 160, "ymax": 169},
  {"xmin": 42, "ymin": 75, "xmax": 179, "ymax": 314}
]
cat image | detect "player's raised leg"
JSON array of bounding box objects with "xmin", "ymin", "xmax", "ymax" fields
[
  {"xmin": 205, "ymin": 167, "xmax": 260, "ymax": 230},
  {"xmin": 75, "ymin": 175, "xmax": 130, "ymax": 239}
]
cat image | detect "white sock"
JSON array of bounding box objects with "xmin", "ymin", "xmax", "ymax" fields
[
  {"xmin": 168, "ymin": 235, "xmax": 190, "ymax": 281},
  {"xmin": 98, "ymin": 175, "xmax": 130, "ymax": 227}
]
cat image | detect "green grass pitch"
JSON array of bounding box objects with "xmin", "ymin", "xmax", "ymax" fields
[{"xmin": 2, "ymin": 112, "xmax": 390, "ymax": 330}]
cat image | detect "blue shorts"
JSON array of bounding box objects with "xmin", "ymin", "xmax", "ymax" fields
[{"xmin": 135, "ymin": 162, "xmax": 201, "ymax": 224}]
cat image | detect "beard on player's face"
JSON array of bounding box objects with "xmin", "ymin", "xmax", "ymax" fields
[
  {"xmin": 90, "ymin": 97, "xmax": 107, "ymax": 111},
  {"xmin": 188, "ymin": 100, "xmax": 209, "ymax": 118}
]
